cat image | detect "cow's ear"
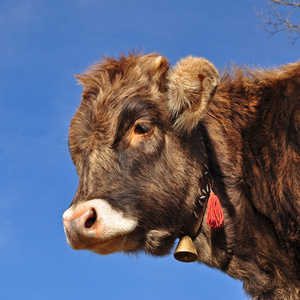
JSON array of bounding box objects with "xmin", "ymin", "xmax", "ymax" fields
[
  {"xmin": 149, "ymin": 55, "xmax": 170, "ymax": 91},
  {"xmin": 167, "ymin": 56, "xmax": 220, "ymax": 134}
]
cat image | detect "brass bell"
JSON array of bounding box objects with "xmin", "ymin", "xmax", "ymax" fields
[{"xmin": 173, "ymin": 235, "xmax": 198, "ymax": 263}]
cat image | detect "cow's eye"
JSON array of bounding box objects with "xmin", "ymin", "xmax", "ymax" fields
[{"xmin": 134, "ymin": 122, "xmax": 153, "ymax": 135}]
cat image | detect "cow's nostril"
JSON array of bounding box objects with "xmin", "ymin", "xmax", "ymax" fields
[{"xmin": 85, "ymin": 208, "xmax": 97, "ymax": 229}]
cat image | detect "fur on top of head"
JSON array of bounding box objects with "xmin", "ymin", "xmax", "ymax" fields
[
  {"xmin": 76, "ymin": 52, "xmax": 219, "ymax": 135},
  {"xmin": 167, "ymin": 56, "xmax": 220, "ymax": 134}
]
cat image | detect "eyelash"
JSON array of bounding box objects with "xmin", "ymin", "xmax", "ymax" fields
[{"xmin": 133, "ymin": 122, "xmax": 154, "ymax": 135}]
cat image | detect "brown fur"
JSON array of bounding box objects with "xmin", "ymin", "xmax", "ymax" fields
[
  {"xmin": 66, "ymin": 53, "xmax": 300, "ymax": 299},
  {"xmin": 202, "ymin": 63, "xmax": 300, "ymax": 299}
]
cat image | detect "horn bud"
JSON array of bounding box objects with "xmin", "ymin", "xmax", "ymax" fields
[{"xmin": 174, "ymin": 235, "xmax": 198, "ymax": 263}]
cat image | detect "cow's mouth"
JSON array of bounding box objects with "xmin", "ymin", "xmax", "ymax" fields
[
  {"xmin": 84, "ymin": 235, "xmax": 126, "ymax": 255},
  {"xmin": 64, "ymin": 227, "xmax": 125, "ymax": 252}
]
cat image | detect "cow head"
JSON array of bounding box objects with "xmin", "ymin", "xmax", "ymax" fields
[{"xmin": 63, "ymin": 53, "xmax": 219, "ymax": 257}]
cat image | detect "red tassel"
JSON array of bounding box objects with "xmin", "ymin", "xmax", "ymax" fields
[{"xmin": 206, "ymin": 192, "xmax": 224, "ymax": 231}]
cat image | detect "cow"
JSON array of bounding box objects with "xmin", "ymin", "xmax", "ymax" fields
[{"xmin": 63, "ymin": 53, "xmax": 300, "ymax": 299}]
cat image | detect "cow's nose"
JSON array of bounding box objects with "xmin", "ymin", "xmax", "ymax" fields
[
  {"xmin": 62, "ymin": 199, "xmax": 138, "ymax": 253},
  {"xmin": 62, "ymin": 205, "xmax": 98, "ymax": 249}
]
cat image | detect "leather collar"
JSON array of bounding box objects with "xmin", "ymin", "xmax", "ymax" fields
[{"xmin": 180, "ymin": 164, "xmax": 211, "ymax": 240}]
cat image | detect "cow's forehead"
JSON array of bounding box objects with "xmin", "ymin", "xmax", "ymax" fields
[{"xmin": 74, "ymin": 55, "xmax": 169, "ymax": 123}]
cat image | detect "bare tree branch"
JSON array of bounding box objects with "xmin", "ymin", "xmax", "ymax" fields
[
  {"xmin": 270, "ymin": 0, "xmax": 300, "ymax": 7},
  {"xmin": 256, "ymin": 0, "xmax": 300, "ymax": 44}
]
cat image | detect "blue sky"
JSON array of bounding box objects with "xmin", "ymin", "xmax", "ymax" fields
[{"xmin": 0, "ymin": 1, "xmax": 299, "ymax": 299}]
